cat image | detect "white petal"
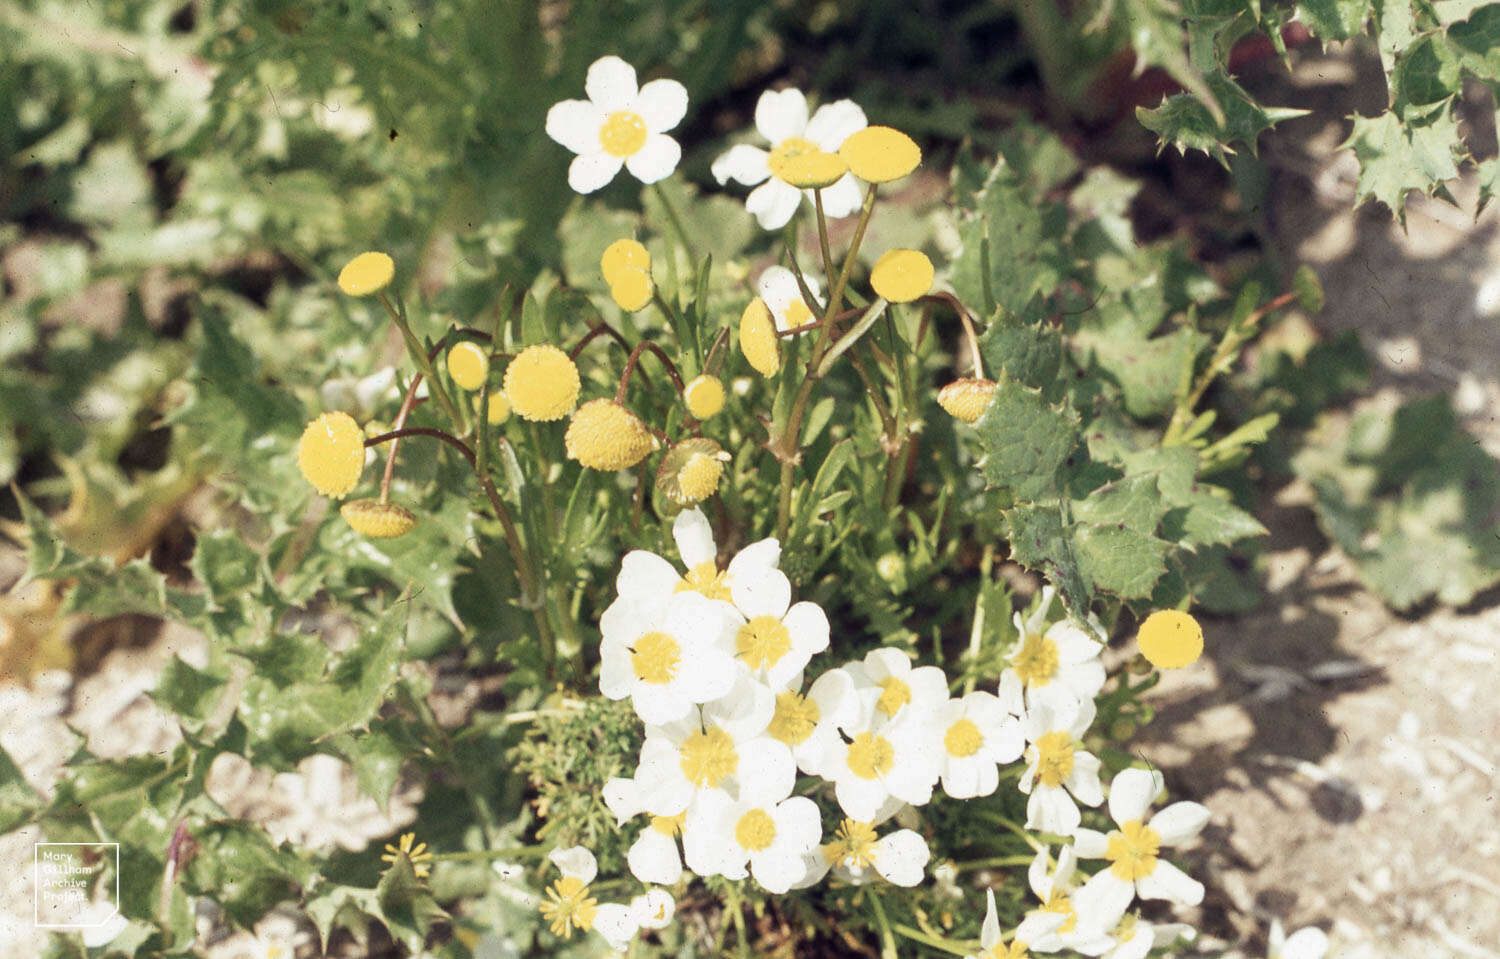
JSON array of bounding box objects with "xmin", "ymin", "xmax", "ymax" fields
[
  {"xmin": 981, "ymin": 888, "xmax": 1001, "ymax": 949},
  {"xmin": 617, "ymin": 550, "xmax": 682, "ymax": 606},
  {"xmin": 782, "ymin": 602, "xmax": 830, "ymax": 656},
  {"xmin": 1049, "ymin": 621, "xmax": 1102, "ymax": 662},
  {"xmin": 905, "ymin": 665, "xmax": 949, "ymax": 709},
  {"xmin": 545, "ymin": 99, "xmax": 606, "ymax": 155},
  {"xmin": 585, "ymin": 55, "xmax": 639, "ymax": 112},
  {"xmin": 996, "ymin": 669, "xmax": 1026, "ymax": 715},
  {"xmin": 1072, "ymin": 870, "xmax": 1135, "ymax": 929},
  {"xmin": 834, "ymin": 775, "xmax": 889, "ymax": 822},
  {"xmin": 625, "ymin": 133, "xmax": 680, "ymax": 184},
  {"xmin": 704, "ymin": 672, "xmax": 774, "ymax": 740},
  {"xmin": 603, "ymin": 777, "xmax": 643, "ymax": 824},
  {"xmin": 548, "ymin": 846, "xmax": 598, "ymax": 884},
  {"xmin": 599, "ymin": 642, "xmax": 635, "ymax": 700},
  {"xmin": 872, "ymin": 829, "xmax": 928, "ymax": 887},
  {"xmin": 628, "ymin": 830, "xmax": 683, "ymax": 885},
  {"xmin": 633, "ymin": 683, "xmax": 692, "ymax": 727},
  {"xmin": 1108, "ymin": 768, "xmax": 1161, "ymax": 826},
  {"xmin": 748, "ymin": 850, "xmax": 804, "ymax": 894},
  {"xmin": 940, "ymin": 756, "xmax": 986, "ymax": 800},
  {"xmin": 731, "ymin": 567, "xmax": 792, "ymax": 620},
  {"xmin": 1072, "ymin": 827, "xmax": 1109, "ymax": 858},
  {"xmin": 1109, "ymin": 923, "xmax": 1155, "ymax": 959},
  {"xmin": 1057, "ymin": 659, "xmax": 1108, "ymax": 701},
  {"xmin": 757, "ymin": 265, "xmax": 806, "ymax": 317},
  {"xmin": 754, "ymin": 88, "xmax": 809, "ymax": 144},
  {"xmin": 808, "ymin": 668, "xmax": 861, "ymax": 728},
  {"xmin": 805, "ymin": 99, "xmax": 868, "ymax": 151},
  {"xmin": 862, "ymin": 646, "xmax": 911, "ymax": 681},
  {"xmin": 631, "ymin": 889, "xmax": 676, "ymax": 930},
  {"xmin": 633, "ymin": 78, "xmax": 688, "ymax": 132},
  {"xmin": 712, "ymin": 143, "xmax": 772, "ymax": 186},
  {"xmin": 982, "ymin": 715, "xmax": 1024, "ymax": 764},
  {"xmin": 790, "ymin": 847, "xmax": 833, "ymax": 890},
  {"xmin": 772, "ymin": 796, "xmax": 823, "ymax": 854},
  {"xmin": 1283, "ymin": 927, "xmax": 1331, "ymax": 959},
  {"xmin": 734, "ymin": 737, "xmax": 796, "ymax": 806},
  {"xmin": 592, "ymin": 902, "xmax": 639, "ymax": 951},
  {"xmin": 726, "ymin": 538, "xmax": 781, "ymax": 579},
  {"xmin": 637, "ymin": 738, "xmax": 693, "ymax": 816},
  {"xmin": 1027, "ymin": 784, "xmax": 1080, "ymax": 834},
  {"xmin": 817, "ymin": 173, "xmax": 863, "ymax": 218},
  {"xmin": 745, "ymin": 178, "xmax": 803, "ymax": 230},
  {"xmin": 1066, "ymin": 750, "xmax": 1105, "ymax": 807},
  {"xmin": 673, "ymin": 508, "xmax": 717, "ymax": 568},
  {"xmin": 1055, "ymin": 843, "xmax": 1078, "ymax": 885},
  {"xmin": 568, "ymin": 152, "xmax": 623, "ymax": 194},
  {"xmin": 1135, "ymin": 859, "xmax": 1203, "ymax": 906},
  {"xmin": 1149, "ymin": 801, "xmax": 1210, "ymax": 846},
  {"xmin": 1015, "ymin": 911, "xmax": 1069, "ymax": 947}
]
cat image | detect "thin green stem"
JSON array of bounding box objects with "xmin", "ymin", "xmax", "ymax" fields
[
  {"xmin": 814, "ymin": 188, "xmax": 834, "ymax": 285},
  {"xmin": 652, "ymin": 181, "xmax": 693, "ymax": 254},
  {"xmin": 963, "ymin": 543, "xmax": 997, "ymax": 695},
  {"xmin": 892, "ymin": 923, "xmax": 975, "ymax": 956},
  {"xmin": 868, "ymin": 891, "xmax": 899, "ymax": 959},
  {"xmin": 378, "ymin": 292, "xmax": 463, "ymax": 428}
]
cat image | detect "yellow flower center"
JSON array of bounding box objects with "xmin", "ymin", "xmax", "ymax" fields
[
  {"xmin": 675, "ymin": 561, "xmax": 731, "ymax": 601},
  {"xmin": 833, "ymin": 819, "xmax": 880, "ymax": 869},
  {"xmin": 337, "ymin": 251, "xmax": 394, "ymax": 296},
  {"xmin": 650, "ymin": 812, "xmax": 685, "ymax": 836},
  {"xmin": 870, "ymin": 248, "xmax": 934, "ymax": 303},
  {"xmin": 736, "ymin": 615, "xmax": 792, "ymax": 671},
  {"xmin": 734, "ymin": 808, "xmax": 778, "ymax": 852},
  {"xmin": 599, "ymin": 110, "xmax": 648, "ymax": 157},
  {"xmin": 679, "ymin": 727, "xmax": 738, "ymax": 788},
  {"xmin": 446, "ymin": 341, "xmax": 490, "ymax": 391},
  {"xmin": 539, "ymin": 875, "xmax": 597, "ymax": 939},
  {"xmin": 503, "ymin": 344, "xmax": 580, "ymax": 422},
  {"xmin": 839, "ymin": 125, "xmax": 922, "ymax": 183},
  {"xmin": 683, "ymin": 374, "xmax": 725, "ymax": 419},
  {"xmin": 943, "ymin": 718, "xmax": 983, "ymax": 758},
  {"xmin": 766, "ymin": 136, "xmax": 820, "ymax": 183},
  {"xmin": 1013, "ymin": 634, "xmax": 1059, "ymax": 687},
  {"xmin": 601, "ymin": 238, "xmax": 650, "ymax": 285},
  {"xmin": 677, "ymin": 453, "xmax": 724, "ymax": 504},
  {"xmin": 846, "ymin": 732, "xmax": 895, "ymax": 779},
  {"xmin": 297, "ymin": 411, "xmax": 366, "ymax": 498},
  {"xmin": 782, "ymin": 296, "xmax": 814, "ymax": 330},
  {"xmin": 979, "ymin": 941, "xmax": 1032, "ymax": 959},
  {"xmin": 1033, "ymin": 731, "xmax": 1075, "ymax": 788},
  {"xmin": 777, "ymin": 149, "xmax": 848, "ymax": 189},
  {"xmin": 631, "ymin": 631, "xmax": 681, "ymax": 685},
  {"xmin": 341, "ymin": 499, "xmax": 418, "ymax": 539},
  {"xmin": 1105, "ymin": 819, "xmax": 1161, "ymax": 881},
  {"xmin": 609, "ymin": 266, "xmax": 654, "ymax": 312},
  {"xmin": 564, "ymin": 398, "xmax": 657, "ymax": 471},
  {"xmin": 875, "ymin": 677, "xmax": 911, "ymax": 718},
  {"xmin": 1042, "ymin": 892, "xmax": 1078, "ymax": 934},
  {"xmin": 767, "ymin": 691, "xmax": 820, "ymax": 746},
  {"xmin": 1137, "ymin": 609, "xmax": 1204, "ymax": 670}
]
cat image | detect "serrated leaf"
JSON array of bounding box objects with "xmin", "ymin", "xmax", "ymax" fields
[
  {"xmin": 376, "ymin": 850, "xmax": 450, "ymax": 953},
  {"xmin": 330, "ymin": 727, "xmax": 407, "ymax": 813},
  {"xmin": 1073, "ymin": 523, "xmax": 1172, "ymax": 598},
  {"xmin": 0, "ymin": 742, "xmax": 42, "ymax": 832},
  {"xmin": 150, "ymin": 656, "xmax": 229, "ymax": 730},
  {"xmin": 305, "ymin": 884, "xmax": 380, "ymax": 950},
  {"xmin": 1072, "ymin": 474, "xmax": 1172, "ymax": 534},
  {"xmin": 1137, "ymin": 72, "xmax": 1309, "ymax": 163},
  {"xmin": 190, "ymin": 529, "xmax": 265, "ymax": 607},
  {"xmin": 977, "ymin": 302, "xmax": 1064, "ymax": 390},
  {"xmin": 1004, "ymin": 504, "xmax": 1092, "ymax": 615},
  {"xmin": 180, "ymin": 821, "xmax": 311, "ymax": 928},
  {"xmin": 951, "ymin": 162, "xmax": 1068, "ymax": 315},
  {"xmin": 1299, "ymin": 0, "xmax": 1373, "ymax": 38},
  {"xmin": 1074, "ymin": 322, "xmax": 1207, "ymax": 419},
  {"xmin": 975, "ymin": 381, "xmax": 1079, "ymax": 501},
  {"xmin": 1342, "ymin": 107, "xmax": 1463, "ymax": 217},
  {"xmin": 1122, "ymin": 0, "xmax": 1225, "ymax": 126}
]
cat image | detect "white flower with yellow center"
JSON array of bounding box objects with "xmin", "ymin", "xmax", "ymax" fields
[
  {"xmin": 634, "ymin": 701, "xmax": 790, "ymax": 818},
  {"xmin": 968, "ymin": 888, "xmax": 1065, "ymax": 959},
  {"xmin": 683, "ymin": 769, "xmax": 822, "ymax": 893},
  {"xmin": 844, "ymin": 647, "xmax": 949, "ymax": 731},
  {"xmin": 1017, "ymin": 699, "xmax": 1103, "ymax": 834},
  {"xmin": 1071, "ymin": 768, "xmax": 1210, "ymax": 923},
  {"xmin": 998, "ymin": 586, "xmax": 1107, "ymax": 715},
  {"xmin": 608, "ymin": 508, "xmax": 780, "ymax": 623},
  {"xmin": 630, "ymin": 888, "xmax": 676, "ymax": 932},
  {"xmin": 599, "ymin": 589, "xmax": 739, "ymax": 725},
  {"xmin": 1265, "ymin": 919, "xmax": 1328, "ymax": 959},
  {"xmin": 1012, "ymin": 845, "xmax": 1113, "ymax": 954},
  {"xmin": 602, "ymin": 774, "xmax": 688, "ymax": 885},
  {"xmin": 1091, "ymin": 914, "xmax": 1197, "ymax": 959},
  {"xmin": 711, "ymin": 88, "xmax": 868, "ymax": 229},
  {"xmin": 546, "ymin": 55, "xmax": 687, "ymax": 194},
  {"xmin": 728, "ymin": 561, "xmax": 829, "ymax": 691},
  {"xmin": 936, "ymin": 691, "xmax": 1024, "ymax": 800},
  {"xmin": 757, "ymin": 266, "xmax": 823, "ymax": 335},
  {"xmin": 538, "ymin": 846, "xmax": 638, "ymax": 950},
  {"xmin": 764, "ymin": 667, "xmax": 860, "ymax": 777},
  {"xmin": 796, "ymin": 816, "xmax": 932, "ymax": 888},
  {"xmin": 818, "ymin": 678, "xmax": 943, "ymax": 819}
]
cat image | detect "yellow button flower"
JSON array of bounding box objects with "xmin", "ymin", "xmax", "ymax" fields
[
  {"xmin": 610, "ymin": 267, "xmax": 654, "ymax": 312},
  {"xmin": 777, "ymin": 149, "xmax": 848, "ymax": 189},
  {"xmin": 1137, "ymin": 609, "xmax": 1204, "ymax": 669},
  {"xmin": 683, "ymin": 374, "xmax": 725, "ymax": 419},
  {"xmin": 503, "ymin": 345, "xmax": 581, "ymax": 421},
  {"xmin": 341, "ymin": 499, "xmax": 418, "ymax": 539},
  {"xmin": 839, "ymin": 125, "xmax": 921, "ymax": 183},
  {"xmin": 477, "ymin": 391, "xmax": 510, "ymax": 425},
  {"xmin": 337, "ymin": 252, "xmax": 395, "ymax": 297},
  {"xmin": 656, "ymin": 437, "xmax": 729, "ymax": 505},
  {"xmin": 739, "ymin": 298, "xmax": 780, "ymax": 377},
  {"xmin": 297, "ymin": 411, "xmax": 365, "ymax": 497},
  {"xmin": 565, "ymin": 398, "xmax": 658, "ymax": 470},
  {"xmin": 446, "ymin": 341, "xmax": 490, "ymax": 391},
  {"xmin": 601, "ymin": 238, "xmax": 650, "ymax": 286},
  {"xmin": 937, "ymin": 378, "xmax": 997, "ymax": 424},
  {"xmin": 871, "ymin": 249, "xmax": 934, "ymax": 303}
]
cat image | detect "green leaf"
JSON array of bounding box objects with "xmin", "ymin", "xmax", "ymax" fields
[
  {"xmin": 1342, "ymin": 107, "xmax": 1464, "ymax": 217},
  {"xmin": 376, "ymin": 847, "xmax": 450, "ymax": 953},
  {"xmin": 975, "ymin": 380, "xmax": 1079, "ymax": 501},
  {"xmin": 950, "ymin": 161, "xmax": 1068, "ymax": 315},
  {"xmin": 150, "ymin": 656, "xmax": 229, "ymax": 731},
  {"xmin": 189, "ymin": 529, "xmax": 265, "ymax": 608},
  {"xmin": 180, "ymin": 822, "xmax": 311, "ymax": 928},
  {"xmin": 1073, "ymin": 523, "xmax": 1172, "ymax": 599},
  {"xmin": 1004, "ymin": 504, "xmax": 1092, "ymax": 616},
  {"xmin": 1072, "ymin": 474, "xmax": 1172, "ymax": 534},
  {"xmin": 1137, "ymin": 72, "xmax": 1310, "ymax": 163},
  {"xmin": 978, "ymin": 302, "xmax": 1064, "ymax": 390},
  {"xmin": 0, "ymin": 742, "xmax": 42, "ymax": 832},
  {"xmin": 1299, "ymin": 0, "xmax": 1373, "ymax": 38},
  {"xmin": 305, "ymin": 884, "xmax": 380, "ymax": 950},
  {"xmin": 1074, "ymin": 322, "xmax": 1207, "ymax": 420},
  {"xmin": 1121, "ymin": 0, "xmax": 1225, "ymax": 126},
  {"xmin": 330, "ymin": 726, "xmax": 407, "ymax": 813}
]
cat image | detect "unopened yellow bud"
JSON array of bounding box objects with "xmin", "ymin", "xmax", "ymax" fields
[
  {"xmin": 601, "ymin": 238, "xmax": 650, "ymax": 286},
  {"xmin": 684, "ymin": 375, "xmax": 725, "ymax": 419},
  {"xmin": 739, "ymin": 298, "xmax": 780, "ymax": 377},
  {"xmin": 503, "ymin": 345, "xmax": 581, "ymax": 422},
  {"xmin": 477, "ymin": 391, "xmax": 510, "ymax": 425},
  {"xmin": 656, "ymin": 437, "xmax": 729, "ymax": 505},
  {"xmin": 610, "ymin": 266, "xmax": 654, "ymax": 312},
  {"xmin": 778, "ymin": 150, "xmax": 849, "ymax": 189},
  {"xmin": 565, "ymin": 398, "xmax": 658, "ymax": 470},
  {"xmin": 937, "ymin": 378, "xmax": 997, "ymax": 424},
  {"xmin": 446, "ymin": 341, "xmax": 490, "ymax": 391},
  {"xmin": 297, "ymin": 411, "xmax": 366, "ymax": 497},
  {"xmin": 870, "ymin": 249, "xmax": 934, "ymax": 303},
  {"xmin": 340, "ymin": 498, "xmax": 418, "ymax": 538},
  {"xmin": 839, "ymin": 126, "xmax": 921, "ymax": 183},
  {"xmin": 1137, "ymin": 609, "xmax": 1204, "ymax": 670},
  {"xmin": 337, "ymin": 252, "xmax": 395, "ymax": 296}
]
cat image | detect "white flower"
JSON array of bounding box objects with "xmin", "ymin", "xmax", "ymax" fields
[
  {"xmin": 1013, "ymin": 845, "xmax": 1116, "ymax": 954},
  {"xmin": 546, "ymin": 55, "xmax": 687, "ymax": 194},
  {"xmin": 1017, "ymin": 699, "xmax": 1103, "ymax": 835},
  {"xmin": 969, "ymin": 888, "xmax": 1065, "ymax": 959},
  {"xmin": 1091, "ymin": 914, "xmax": 1197, "ymax": 959},
  {"xmin": 634, "ymin": 703, "xmax": 790, "ymax": 818},
  {"xmin": 1267, "ymin": 919, "xmax": 1329, "ymax": 959},
  {"xmin": 603, "ymin": 775, "xmax": 687, "ymax": 885},
  {"xmin": 78, "ymin": 901, "xmax": 127, "ymax": 948},
  {"xmin": 757, "ymin": 266, "xmax": 822, "ymax": 334},
  {"xmin": 844, "ymin": 647, "xmax": 949, "ymax": 730},
  {"xmin": 936, "ymin": 691, "xmax": 1024, "ymax": 800},
  {"xmin": 608, "ymin": 508, "xmax": 779, "ymax": 621},
  {"xmin": 683, "ymin": 773, "xmax": 822, "ymax": 893},
  {"xmin": 818, "ymin": 702, "xmax": 941, "ymax": 820},
  {"xmin": 799, "ymin": 817, "xmax": 931, "ymax": 888},
  {"xmin": 998, "ymin": 585, "xmax": 1106, "ymax": 715},
  {"xmin": 728, "ymin": 562, "xmax": 829, "ymax": 691},
  {"xmin": 764, "ymin": 667, "xmax": 861, "ymax": 777},
  {"xmin": 1071, "ymin": 768, "xmax": 1211, "ymax": 924},
  {"xmin": 538, "ymin": 846, "xmax": 639, "ymax": 950},
  {"xmin": 630, "ymin": 888, "xmax": 676, "ymax": 931},
  {"xmin": 711, "ymin": 87, "xmax": 867, "ymax": 229},
  {"xmin": 599, "ymin": 589, "xmax": 739, "ymax": 725}
]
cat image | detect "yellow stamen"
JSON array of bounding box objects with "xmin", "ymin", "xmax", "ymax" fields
[
  {"xmin": 736, "ymin": 615, "xmax": 792, "ymax": 671},
  {"xmin": 767, "ymin": 691, "xmax": 820, "ymax": 747},
  {"xmin": 679, "ymin": 727, "xmax": 737, "ymax": 788},
  {"xmin": 631, "ymin": 631, "xmax": 681, "ymax": 685},
  {"xmin": 1105, "ymin": 819, "xmax": 1161, "ymax": 881},
  {"xmin": 846, "ymin": 732, "xmax": 895, "ymax": 779},
  {"xmin": 599, "ymin": 110, "xmax": 648, "ymax": 157}
]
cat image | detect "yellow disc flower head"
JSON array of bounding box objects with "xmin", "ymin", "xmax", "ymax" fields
[
  {"xmin": 601, "ymin": 238, "xmax": 650, "ymax": 285},
  {"xmin": 341, "ymin": 499, "xmax": 418, "ymax": 539},
  {"xmin": 683, "ymin": 374, "xmax": 726, "ymax": 419},
  {"xmin": 477, "ymin": 391, "xmax": 511, "ymax": 425},
  {"xmin": 610, "ymin": 266, "xmax": 654, "ymax": 312},
  {"xmin": 337, "ymin": 252, "xmax": 395, "ymax": 297},
  {"xmin": 297, "ymin": 411, "xmax": 366, "ymax": 497},
  {"xmin": 446, "ymin": 341, "xmax": 490, "ymax": 391},
  {"xmin": 937, "ymin": 378, "xmax": 997, "ymax": 424},
  {"xmin": 1137, "ymin": 609, "xmax": 1204, "ymax": 669},
  {"xmin": 739, "ymin": 298, "xmax": 780, "ymax": 377},
  {"xmin": 503, "ymin": 345, "xmax": 581, "ymax": 421},
  {"xmin": 656, "ymin": 437, "xmax": 729, "ymax": 505},
  {"xmin": 840, "ymin": 125, "xmax": 921, "ymax": 183},
  {"xmin": 870, "ymin": 249, "xmax": 934, "ymax": 303},
  {"xmin": 778, "ymin": 149, "xmax": 849, "ymax": 189},
  {"xmin": 565, "ymin": 398, "xmax": 658, "ymax": 471}
]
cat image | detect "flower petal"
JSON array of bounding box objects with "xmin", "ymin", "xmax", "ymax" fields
[
  {"xmin": 805, "ymin": 99, "xmax": 868, "ymax": 151},
  {"xmin": 872, "ymin": 829, "xmax": 928, "ymax": 887},
  {"xmin": 599, "ymin": 642, "xmax": 634, "ymax": 700},
  {"xmin": 834, "ymin": 775, "xmax": 889, "ymax": 822},
  {"xmin": 545, "ymin": 99, "xmax": 605, "ymax": 155},
  {"xmin": 981, "ymin": 888, "xmax": 1001, "ymax": 949},
  {"xmin": 1071, "ymin": 869, "xmax": 1135, "ymax": 929},
  {"xmin": 1108, "ymin": 768, "xmax": 1162, "ymax": 826},
  {"xmin": 1066, "ymin": 750, "xmax": 1105, "ymax": 807},
  {"xmin": 627, "ymin": 830, "xmax": 683, "ymax": 885},
  {"xmin": 1072, "ymin": 827, "xmax": 1109, "ymax": 858},
  {"xmin": 633, "ymin": 78, "xmax": 688, "ymax": 132},
  {"xmin": 548, "ymin": 845, "xmax": 598, "ymax": 884},
  {"xmin": 568, "ymin": 152, "xmax": 624, "ymax": 194},
  {"xmin": 782, "ymin": 601, "xmax": 830, "ymax": 657},
  {"xmin": 625, "ymin": 133, "xmax": 681, "ymax": 184},
  {"xmin": 673, "ymin": 508, "xmax": 717, "ymax": 568},
  {"xmin": 726, "ymin": 537, "xmax": 781, "ymax": 579},
  {"xmin": 592, "ymin": 902, "xmax": 639, "ymax": 951},
  {"xmin": 745, "ymin": 178, "xmax": 803, "ymax": 230},
  {"xmin": 735, "ymin": 737, "xmax": 796, "ymax": 806},
  {"xmin": 1135, "ymin": 858, "xmax": 1203, "ymax": 905},
  {"xmin": 754, "ymin": 88, "xmax": 809, "ymax": 144},
  {"xmin": 1149, "ymin": 800, "xmax": 1210, "ymax": 846},
  {"xmin": 1026, "ymin": 784, "xmax": 1080, "ymax": 834},
  {"xmin": 585, "ymin": 55, "xmax": 639, "ymax": 112},
  {"xmin": 1283, "ymin": 927, "xmax": 1331, "ymax": 959},
  {"xmin": 616, "ymin": 550, "xmax": 681, "ymax": 608},
  {"xmin": 731, "ymin": 567, "xmax": 792, "ymax": 620},
  {"xmin": 711, "ymin": 144, "xmax": 772, "ymax": 186},
  {"xmin": 817, "ymin": 172, "xmax": 863, "ymax": 218},
  {"xmin": 603, "ymin": 776, "xmax": 644, "ymax": 824}
]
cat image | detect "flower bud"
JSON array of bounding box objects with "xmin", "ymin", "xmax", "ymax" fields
[
  {"xmin": 565, "ymin": 398, "xmax": 658, "ymax": 471},
  {"xmin": 297, "ymin": 411, "xmax": 365, "ymax": 497},
  {"xmin": 503, "ymin": 345, "xmax": 581, "ymax": 421},
  {"xmin": 839, "ymin": 126, "xmax": 921, "ymax": 183},
  {"xmin": 341, "ymin": 498, "xmax": 418, "ymax": 538},
  {"xmin": 476, "ymin": 391, "xmax": 511, "ymax": 425},
  {"xmin": 610, "ymin": 266, "xmax": 654, "ymax": 312},
  {"xmin": 937, "ymin": 378, "xmax": 997, "ymax": 424},
  {"xmin": 601, "ymin": 238, "xmax": 650, "ymax": 286},
  {"xmin": 1136, "ymin": 609, "xmax": 1204, "ymax": 669},
  {"xmin": 446, "ymin": 341, "xmax": 490, "ymax": 391},
  {"xmin": 683, "ymin": 374, "xmax": 725, "ymax": 420},
  {"xmin": 739, "ymin": 298, "xmax": 780, "ymax": 377},
  {"xmin": 656, "ymin": 437, "xmax": 730, "ymax": 505},
  {"xmin": 870, "ymin": 249, "xmax": 934, "ymax": 303},
  {"xmin": 337, "ymin": 251, "xmax": 395, "ymax": 296}
]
